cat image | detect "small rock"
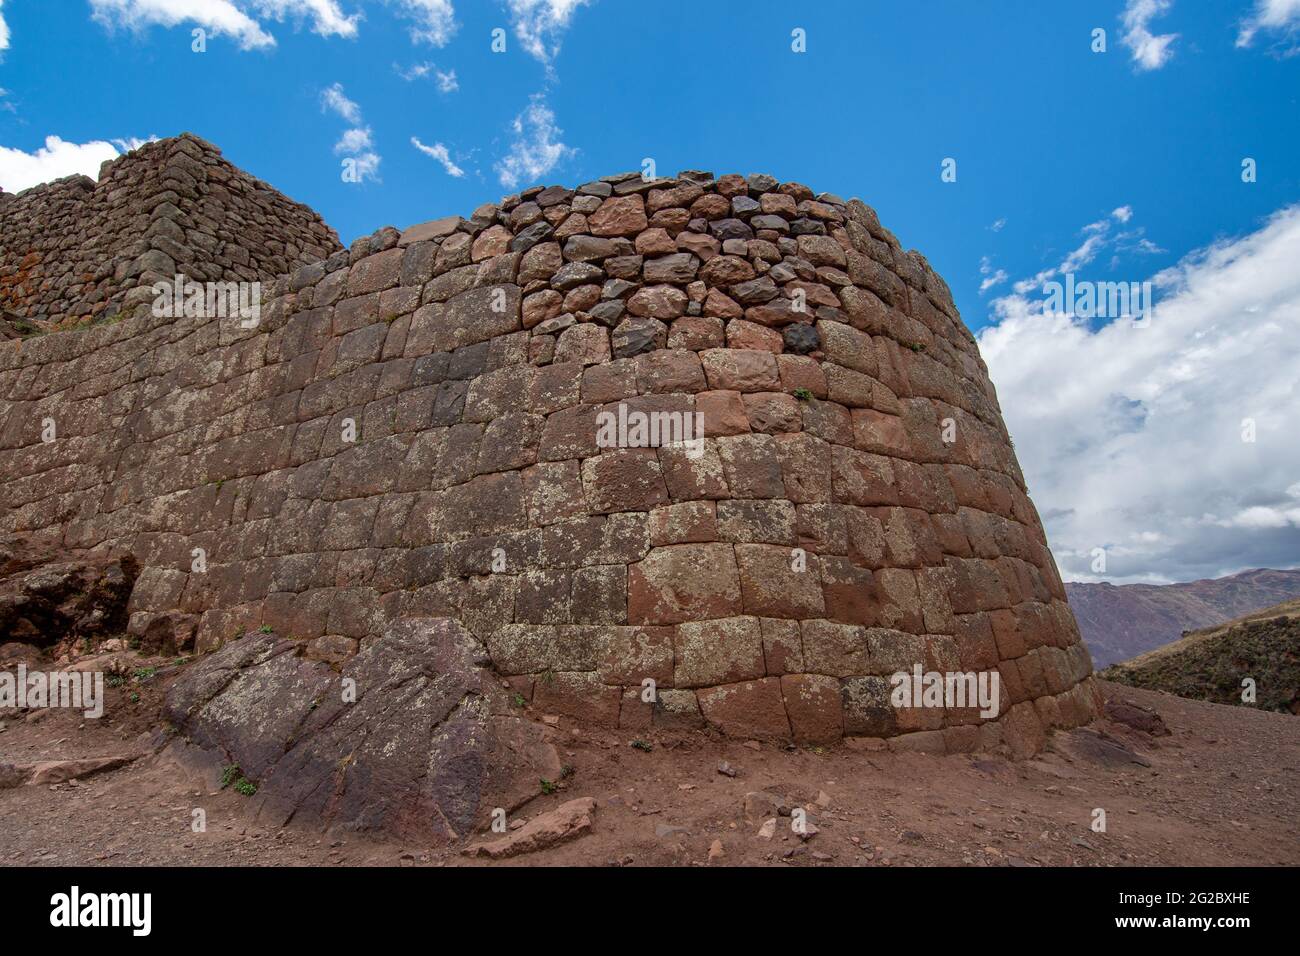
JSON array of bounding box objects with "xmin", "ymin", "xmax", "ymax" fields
[
  {"xmin": 743, "ymin": 790, "xmax": 788, "ymax": 822},
  {"xmin": 1105, "ymin": 698, "xmax": 1171, "ymax": 736},
  {"xmin": 655, "ymin": 823, "xmax": 690, "ymax": 839},
  {"xmin": 611, "ymin": 317, "xmax": 666, "ymax": 358},
  {"xmin": 463, "ymin": 798, "xmax": 597, "ymax": 859},
  {"xmin": 783, "ymin": 323, "xmax": 821, "ymax": 355},
  {"xmin": 29, "ymin": 756, "xmax": 133, "ymax": 786}
]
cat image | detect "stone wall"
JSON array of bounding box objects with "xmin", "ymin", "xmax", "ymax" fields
[
  {"xmin": 0, "ymin": 133, "xmax": 340, "ymax": 328},
  {"xmin": 0, "ymin": 148, "xmax": 1101, "ymax": 754}
]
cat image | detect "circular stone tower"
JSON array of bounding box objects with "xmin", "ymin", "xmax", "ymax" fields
[
  {"xmin": 0, "ymin": 149, "xmax": 1102, "ymax": 762},
  {"xmin": 428, "ymin": 169, "xmax": 1102, "ymax": 756}
]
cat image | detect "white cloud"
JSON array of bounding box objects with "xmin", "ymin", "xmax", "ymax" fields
[
  {"xmin": 321, "ymin": 82, "xmax": 380, "ymax": 181},
  {"xmin": 334, "ymin": 126, "xmax": 373, "ymax": 154},
  {"xmin": 435, "ymin": 67, "xmax": 458, "ymax": 92},
  {"xmin": 88, "ymin": 0, "xmax": 359, "ymax": 51},
  {"xmin": 0, "ymin": 135, "xmax": 124, "ymax": 192},
  {"xmin": 1060, "ymin": 231, "xmax": 1109, "ymax": 273},
  {"xmin": 386, "ymin": 0, "xmax": 457, "ymax": 46},
  {"xmin": 396, "ymin": 60, "xmax": 431, "ymax": 79},
  {"xmin": 989, "ymin": 217, "xmax": 1006, "ymax": 232},
  {"xmin": 1006, "ymin": 210, "xmax": 1149, "ymax": 295},
  {"xmin": 1237, "ymin": 0, "xmax": 1300, "ymax": 49},
  {"xmin": 112, "ymin": 135, "xmax": 161, "ymax": 152},
  {"xmin": 0, "ymin": 0, "xmax": 10, "ymax": 53},
  {"xmin": 506, "ymin": 0, "xmax": 590, "ymax": 64},
  {"xmin": 347, "ymin": 152, "xmax": 382, "ymax": 181},
  {"xmin": 90, "ymin": 0, "xmax": 275, "ymax": 49},
  {"xmin": 979, "ymin": 204, "xmax": 1300, "ymax": 584},
  {"xmin": 979, "ymin": 271, "xmax": 1008, "ymax": 293},
  {"xmin": 1120, "ymin": 0, "xmax": 1179, "ymax": 70},
  {"xmin": 411, "ymin": 136, "xmax": 464, "ymax": 177},
  {"xmin": 978, "ymin": 256, "xmax": 1008, "ymax": 294},
  {"xmin": 249, "ymin": 0, "xmax": 360, "ymax": 38},
  {"xmin": 396, "ymin": 60, "xmax": 457, "ymax": 91},
  {"xmin": 321, "ymin": 81, "xmax": 362, "ymax": 124},
  {"xmin": 494, "ymin": 95, "xmax": 575, "ymax": 188}
]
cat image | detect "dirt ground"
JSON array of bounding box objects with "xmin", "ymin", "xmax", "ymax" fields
[{"xmin": 1, "ymin": 657, "xmax": 1296, "ymax": 868}]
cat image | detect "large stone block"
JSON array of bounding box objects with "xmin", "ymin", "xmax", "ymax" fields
[
  {"xmin": 627, "ymin": 542, "xmax": 741, "ymax": 625},
  {"xmin": 674, "ymin": 615, "xmax": 765, "ymax": 687},
  {"xmin": 735, "ymin": 542, "xmax": 825, "ymax": 618},
  {"xmin": 697, "ymin": 678, "xmax": 792, "ymax": 740}
]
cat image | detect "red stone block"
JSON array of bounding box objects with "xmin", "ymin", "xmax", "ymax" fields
[
  {"xmin": 696, "ymin": 389, "xmax": 751, "ymax": 437},
  {"xmin": 742, "ymin": 391, "xmax": 801, "ymax": 434},
  {"xmin": 717, "ymin": 434, "xmax": 785, "ymax": 499},
  {"xmin": 851, "ymin": 408, "xmax": 912, "ymax": 457},
  {"xmin": 581, "ymin": 448, "xmax": 669, "ymax": 513},
  {"xmin": 700, "ymin": 348, "xmax": 780, "ymax": 392},
  {"xmin": 648, "ymin": 500, "xmax": 718, "ymax": 546},
  {"xmin": 674, "ymin": 616, "xmax": 766, "ymax": 687},
  {"xmin": 697, "ymin": 678, "xmax": 792, "ymax": 740},
  {"xmin": 781, "ymin": 674, "xmax": 844, "ymax": 744},
  {"xmin": 627, "ymin": 542, "xmax": 741, "ymax": 625}
]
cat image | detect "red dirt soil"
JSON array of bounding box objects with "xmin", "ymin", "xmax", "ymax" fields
[{"xmin": 1, "ymin": 654, "xmax": 1295, "ymax": 867}]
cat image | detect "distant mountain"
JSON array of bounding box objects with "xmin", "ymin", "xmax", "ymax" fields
[
  {"xmin": 1067, "ymin": 569, "xmax": 1300, "ymax": 668},
  {"xmin": 1100, "ymin": 598, "xmax": 1300, "ymax": 714}
]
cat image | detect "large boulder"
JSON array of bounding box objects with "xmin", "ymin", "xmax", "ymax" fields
[
  {"xmin": 163, "ymin": 618, "xmax": 561, "ymax": 843},
  {"xmin": 0, "ymin": 537, "xmax": 137, "ymax": 648}
]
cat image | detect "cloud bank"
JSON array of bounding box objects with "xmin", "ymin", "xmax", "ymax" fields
[
  {"xmin": 0, "ymin": 135, "xmax": 153, "ymax": 192},
  {"xmin": 979, "ymin": 205, "xmax": 1300, "ymax": 584}
]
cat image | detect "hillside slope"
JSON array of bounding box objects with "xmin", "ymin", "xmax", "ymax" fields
[
  {"xmin": 1067, "ymin": 568, "xmax": 1300, "ymax": 667},
  {"xmin": 1099, "ymin": 599, "xmax": 1300, "ymax": 713}
]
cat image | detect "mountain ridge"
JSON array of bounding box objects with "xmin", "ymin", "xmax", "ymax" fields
[{"xmin": 1067, "ymin": 568, "xmax": 1300, "ymax": 667}]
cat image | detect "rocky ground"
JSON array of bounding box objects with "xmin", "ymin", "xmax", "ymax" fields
[{"xmin": 1, "ymin": 650, "xmax": 1295, "ymax": 866}]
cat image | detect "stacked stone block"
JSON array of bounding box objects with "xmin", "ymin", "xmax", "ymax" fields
[
  {"xmin": 0, "ymin": 133, "xmax": 340, "ymax": 328},
  {"xmin": 0, "ymin": 144, "xmax": 1101, "ymax": 755}
]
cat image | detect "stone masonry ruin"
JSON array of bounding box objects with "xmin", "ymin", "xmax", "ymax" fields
[
  {"xmin": 0, "ymin": 134, "xmax": 339, "ymax": 331},
  {"xmin": 0, "ymin": 133, "xmax": 1102, "ymax": 760}
]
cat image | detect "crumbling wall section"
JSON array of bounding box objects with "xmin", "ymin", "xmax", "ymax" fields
[{"xmin": 0, "ymin": 133, "xmax": 341, "ymax": 328}]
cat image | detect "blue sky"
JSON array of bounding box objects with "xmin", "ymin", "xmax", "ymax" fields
[{"xmin": 1, "ymin": 0, "xmax": 1298, "ymax": 584}]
